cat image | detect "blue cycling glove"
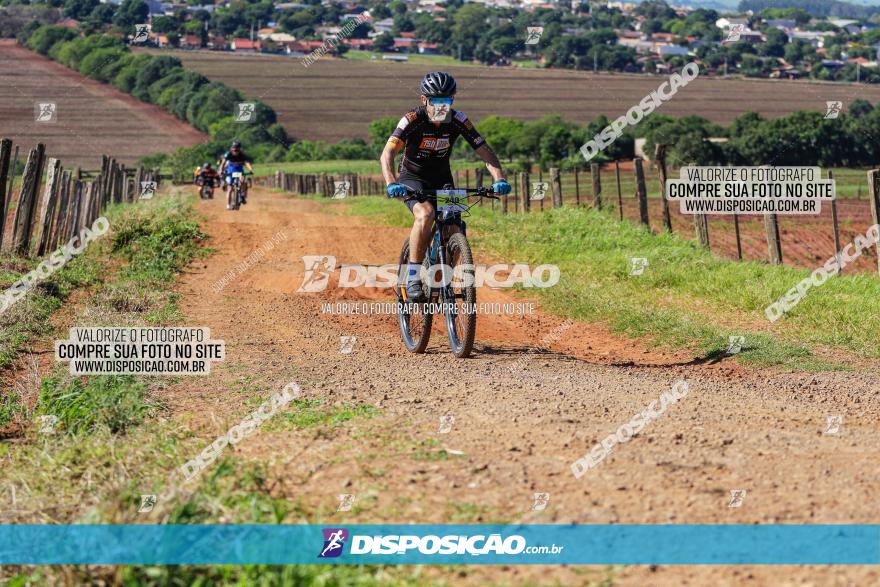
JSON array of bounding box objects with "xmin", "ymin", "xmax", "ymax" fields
[
  {"xmin": 387, "ymin": 183, "xmax": 408, "ymax": 198},
  {"xmin": 492, "ymin": 179, "xmax": 512, "ymax": 195}
]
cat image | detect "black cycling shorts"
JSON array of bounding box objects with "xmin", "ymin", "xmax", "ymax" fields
[{"xmin": 397, "ymin": 171, "xmax": 454, "ymax": 213}]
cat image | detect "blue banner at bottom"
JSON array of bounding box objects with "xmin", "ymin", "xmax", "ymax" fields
[{"xmin": 1, "ymin": 524, "xmax": 878, "ymax": 565}]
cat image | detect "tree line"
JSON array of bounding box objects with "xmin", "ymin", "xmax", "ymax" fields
[
  {"xmin": 21, "ymin": 25, "xmax": 880, "ymax": 173},
  {"xmin": 23, "ymin": 24, "xmax": 288, "ymax": 177}
]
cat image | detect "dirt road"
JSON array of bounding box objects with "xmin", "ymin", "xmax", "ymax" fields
[{"xmin": 166, "ymin": 187, "xmax": 880, "ymax": 585}]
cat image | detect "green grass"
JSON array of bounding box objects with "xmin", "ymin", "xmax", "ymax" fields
[
  {"xmin": 0, "ymin": 252, "xmax": 104, "ymax": 372},
  {"xmin": 343, "ymin": 50, "xmax": 473, "ymax": 68},
  {"xmin": 37, "ymin": 375, "xmax": 157, "ymax": 435},
  {"xmin": 167, "ymin": 458, "xmax": 290, "ymax": 524},
  {"xmin": 335, "ymin": 195, "xmax": 880, "ymax": 370},
  {"xmin": 110, "ymin": 197, "xmax": 208, "ymax": 283},
  {"xmin": 267, "ymin": 398, "xmax": 378, "ymax": 431}
]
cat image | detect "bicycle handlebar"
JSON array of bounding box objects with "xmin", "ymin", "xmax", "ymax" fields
[{"xmin": 405, "ymin": 186, "xmax": 500, "ymax": 202}]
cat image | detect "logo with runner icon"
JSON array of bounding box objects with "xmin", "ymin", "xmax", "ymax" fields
[
  {"xmin": 298, "ymin": 255, "xmax": 337, "ymax": 292},
  {"xmin": 318, "ymin": 528, "xmax": 349, "ymax": 558}
]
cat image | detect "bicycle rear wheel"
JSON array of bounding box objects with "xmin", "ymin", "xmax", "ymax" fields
[
  {"xmin": 443, "ymin": 232, "xmax": 476, "ymax": 358},
  {"xmin": 397, "ymin": 238, "xmax": 432, "ymax": 353}
]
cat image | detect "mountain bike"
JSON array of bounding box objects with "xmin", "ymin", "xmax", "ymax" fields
[
  {"xmin": 229, "ymin": 171, "xmax": 251, "ymax": 210},
  {"xmin": 396, "ymin": 186, "xmax": 499, "ymax": 358},
  {"xmin": 198, "ymin": 177, "xmax": 216, "ymax": 200}
]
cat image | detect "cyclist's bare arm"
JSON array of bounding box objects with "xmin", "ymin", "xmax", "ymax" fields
[
  {"xmin": 475, "ymin": 144, "xmax": 505, "ymax": 182},
  {"xmin": 380, "ymin": 137, "xmax": 404, "ymax": 185}
]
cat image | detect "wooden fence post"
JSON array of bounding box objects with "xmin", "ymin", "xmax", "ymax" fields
[
  {"xmin": 574, "ymin": 166, "xmax": 580, "ymax": 206},
  {"xmin": 66, "ymin": 181, "xmax": 82, "ymax": 241},
  {"xmin": 655, "ymin": 144, "xmax": 672, "ymax": 232},
  {"xmin": 694, "ymin": 214, "xmax": 710, "ymax": 249},
  {"xmin": 538, "ymin": 169, "xmax": 544, "ymax": 212},
  {"xmin": 828, "ymin": 170, "xmax": 842, "ymax": 274},
  {"xmin": 36, "ymin": 158, "xmax": 61, "ymax": 256},
  {"xmin": 11, "ymin": 143, "xmax": 45, "ymax": 255},
  {"xmin": 50, "ymin": 170, "xmax": 71, "ymax": 250},
  {"xmin": 4, "ymin": 145, "xmax": 19, "ymax": 231},
  {"xmin": 590, "ymin": 163, "xmax": 602, "ymax": 210},
  {"xmin": 0, "ymin": 138, "xmax": 11, "ymax": 249},
  {"xmin": 868, "ymin": 170, "xmax": 880, "ymax": 274},
  {"xmin": 763, "ymin": 213, "xmax": 783, "ymax": 265},
  {"xmin": 517, "ymin": 172, "xmax": 528, "ymax": 212},
  {"xmin": 90, "ymin": 177, "xmax": 102, "ymax": 223},
  {"xmin": 615, "ymin": 160, "xmax": 623, "ymax": 221},
  {"xmin": 634, "ymin": 158, "xmax": 649, "ymax": 227},
  {"xmin": 80, "ymin": 181, "xmax": 95, "ymax": 229},
  {"xmin": 551, "ymin": 167, "xmax": 562, "ymax": 208},
  {"xmin": 733, "ymin": 215, "xmax": 743, "ymax": 260}
]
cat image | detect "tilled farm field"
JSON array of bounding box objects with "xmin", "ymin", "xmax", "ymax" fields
[
  {"xmin": 0, "ymin": 41, "xmax": 205, "ymax": 167},
  {"xmin": 147, "ymin": 48, "xmax": 880, "ymax": 143}
]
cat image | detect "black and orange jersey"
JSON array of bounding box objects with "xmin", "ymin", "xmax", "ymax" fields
[{"xmin": 389, "ymin": 107, "xmax": 485, "ymax": 183}]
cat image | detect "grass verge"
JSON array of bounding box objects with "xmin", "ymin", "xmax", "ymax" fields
[{"xmin": 335, "ymin": 196, "xmax": 880, "ymax": 370}]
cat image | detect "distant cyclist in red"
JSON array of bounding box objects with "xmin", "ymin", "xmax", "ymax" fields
[{"xmin": 380, "ymin": 72, "xmax": 510, "ymax": 302}]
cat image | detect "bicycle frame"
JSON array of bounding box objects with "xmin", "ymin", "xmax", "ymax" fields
[{"xmin": 411, "ymin": 187, "xmax": 496, "ymax": 300}]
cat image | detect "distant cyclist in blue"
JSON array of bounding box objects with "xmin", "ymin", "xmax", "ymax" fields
[{"xmin": 219, "ymin": 141, "xmax": 254, "ymax": 210}]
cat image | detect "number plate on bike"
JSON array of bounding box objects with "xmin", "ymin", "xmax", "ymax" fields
[
  {"xmin": 436, "ymin": 189, "xmax": 468, "ymax": 215},
  {"xmin": 232, "ymin": 172, "xmax": 243, "ymax": 178}
]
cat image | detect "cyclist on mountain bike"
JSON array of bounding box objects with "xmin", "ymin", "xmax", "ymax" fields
[
  {"xmin": 380, "ymin": 71, "xmax": 511, "ymax": 302},
  {"xmin": 220, "ymin": 141, "xmax": 254, "ymax": 210},
  {"xmin": 195, "ymin": 162, "xmax": 220, "ymax": 187}
]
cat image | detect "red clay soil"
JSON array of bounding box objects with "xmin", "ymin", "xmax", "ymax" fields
[{"xmin": 144, "ymin": 186, "xmax": 879, "ymax": 586}]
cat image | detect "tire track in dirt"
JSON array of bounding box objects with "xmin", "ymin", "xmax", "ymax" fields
[{"xmin": 164, "ymin": 187, "xmax": 880, "ymax": 585}]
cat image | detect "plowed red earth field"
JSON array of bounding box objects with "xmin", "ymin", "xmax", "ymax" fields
[
  {"xmin": 0, "ymin": 41, "xmax": 205, "ymax": 167},
  {"xmin": 146, "ymin": 48, "xmax": 880, "ymax": 143}
]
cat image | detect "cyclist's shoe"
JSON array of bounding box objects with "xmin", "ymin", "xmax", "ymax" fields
[
  {"xmin": 241, "ymin": 194, "xmax": 247, "ymax": 204},
  {"xmin": 226, "ymin": 204, "xmax": 234, "ymax": 210},
  {"xmin": 404, "ymin": 279, "xmax": 427, "ymax": 303}
]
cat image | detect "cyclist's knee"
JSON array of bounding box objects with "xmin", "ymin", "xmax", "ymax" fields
[{"xmin": 412, "ymin": 203, "xmax": 433, "ymax": 223}]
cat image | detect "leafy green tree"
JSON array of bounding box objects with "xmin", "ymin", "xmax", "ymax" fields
[
  {"xmin": 373, "ymin": 32, "xmax": 394, "ymax": 52},
  {"xmin": 87, "ymin": 3, "xmax": 115, "ymax": 25},
  {"xmin": 759, "ymin": 28, "xmax": 788, "ymax": 58},
  {"xmin": 850, "ymin": 98, "xmax": 874, "ymax": 119},
  {"xmin": 368, "ymin": 117, "xmax": 398, "ymax": 152},
  {"xmin": 26, "ymin": 25, "xmax": 76, "ymax": 55},
  {"xmin": 451, "ymin": 3, "xmax": 488, "ymax": 61},
  {"xmin": 476, "ymin": 116, "xmax": 525, "ymax": 160},
  {"xmin": 63, "ymin": 0, "xmax": 98, "ymax": 20},
  {"xmin": 78, "ymin": 47, "xmax": 128, "ymax": 82},
  {"xmin": 112, "ymin": 0, "xmax": 148, "ymax": 28}
]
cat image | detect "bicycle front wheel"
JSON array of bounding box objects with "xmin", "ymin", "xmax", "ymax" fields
[{"xmin": 444, "ymin": 232, "xmax": 476, "ymax": 358}]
